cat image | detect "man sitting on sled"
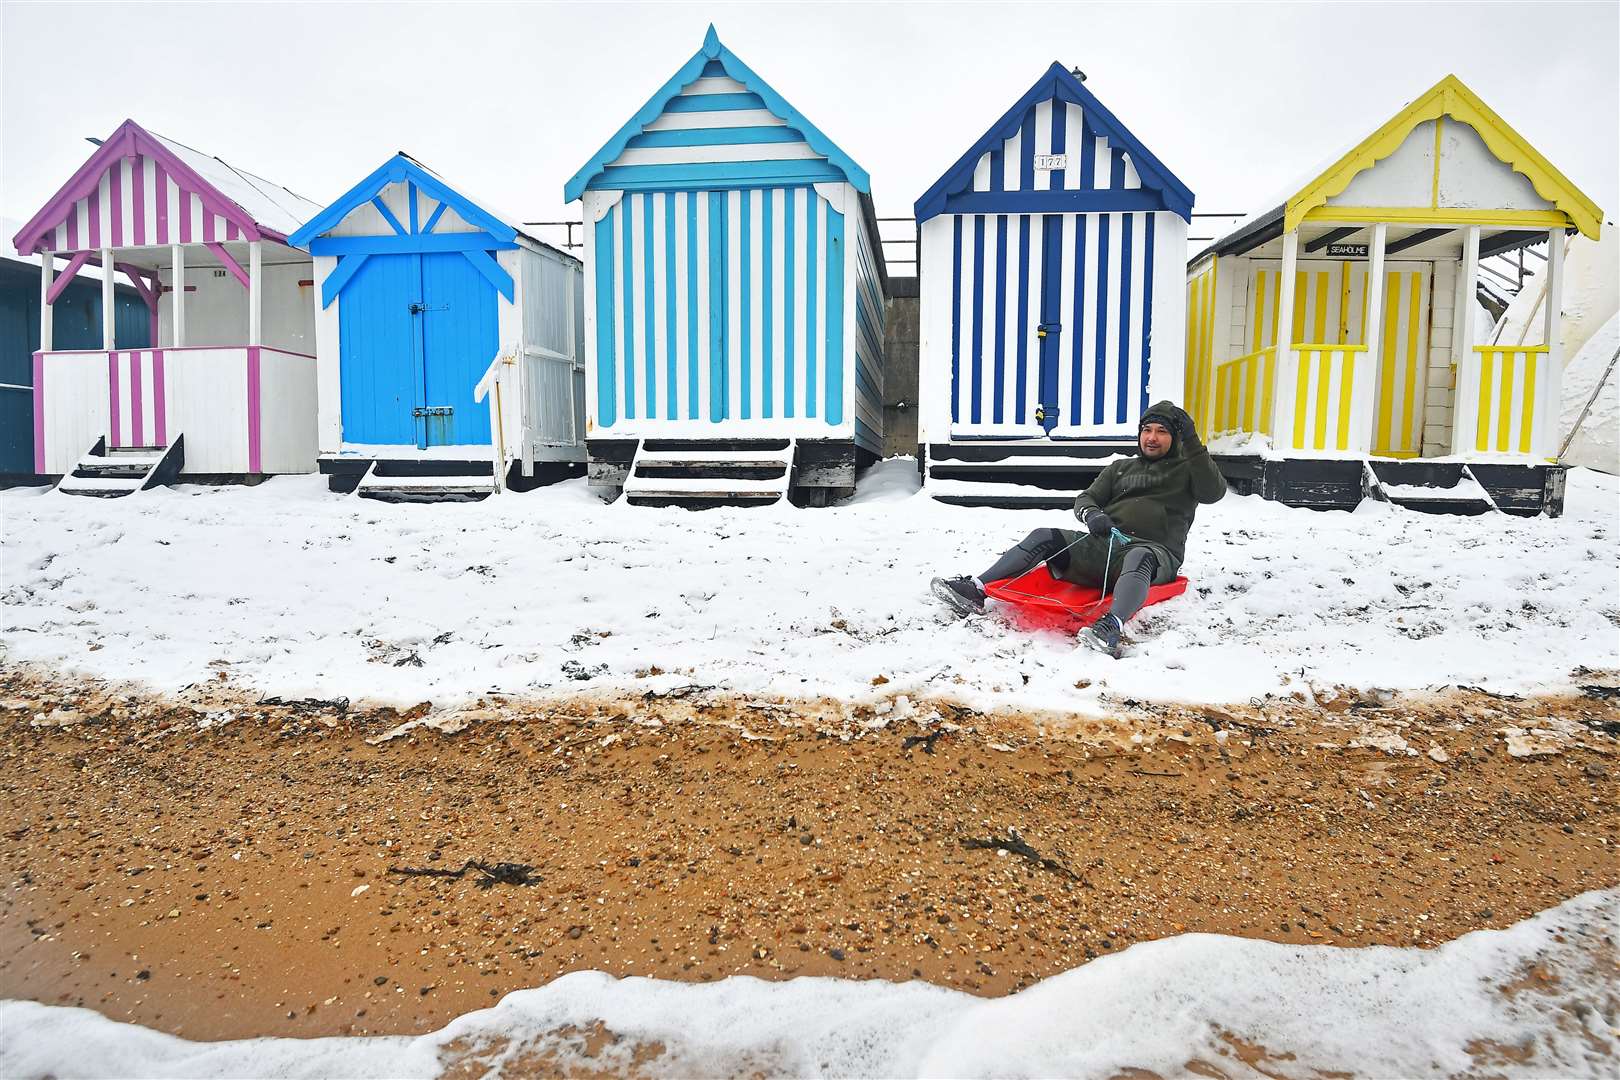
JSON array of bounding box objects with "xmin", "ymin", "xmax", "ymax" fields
[{"xmin": 931, "ymin": 401, "xmax": 1227, "ymax": 657}]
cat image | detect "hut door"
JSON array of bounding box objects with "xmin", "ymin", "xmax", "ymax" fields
[
  {"xmin": 1035, "ymin": 215, "xmax": 1065, "ymax": 434},
  {"xmin": 417, "ymin": 253, "xmax": 496, "ymax": 447}
]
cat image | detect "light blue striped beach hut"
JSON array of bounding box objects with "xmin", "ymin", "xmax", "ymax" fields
[
  {"xmin": 913, "ymin": 65, "xmax": 1195, "ymax": 507},
  {"xmin": 564, "ymin": 26, "xmax": 887, "ymax": 506}
]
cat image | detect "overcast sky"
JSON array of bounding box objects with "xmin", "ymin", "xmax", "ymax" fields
[{"xmin": 4, "ymin": 1, "xmax": 1616, "ymax": 258}]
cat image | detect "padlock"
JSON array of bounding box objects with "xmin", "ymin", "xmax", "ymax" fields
[{"xmin": 1035, "ymin": 404, "xmax": 1046, "ymax": 424}]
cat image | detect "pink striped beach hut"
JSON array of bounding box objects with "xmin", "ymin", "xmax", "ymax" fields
[{"xmin": 10, "ymin": 119, "xmax": 323, "ymax": 494}]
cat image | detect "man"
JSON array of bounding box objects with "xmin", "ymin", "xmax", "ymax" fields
[{"xmin": 930, "ymin": 401, "xmax": 1226, "ymax": 657}]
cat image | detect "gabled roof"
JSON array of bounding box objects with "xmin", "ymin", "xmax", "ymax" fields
[
  {"xmin": 913, "ymin": 63, "xmax": 1195, "ymax": 223},
  {"xmin": 288, "ymin": 153, "xmax": 518, "ymax": 247},
  {"xmin": 563, "ymin": 25, "xmax": 869, "ymax": 202},
  {"xmin": 1285, "ymin": 74, "xmax": 1602, "ymax": 239},
  {"xmin": 11, "ymin": 119, "xmax": 320, "ymax": 255}
]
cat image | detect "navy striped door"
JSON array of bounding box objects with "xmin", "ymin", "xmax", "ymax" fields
[{"xmin": 949, "ymin": 210, "xmax": 1155, "ymax": 438}]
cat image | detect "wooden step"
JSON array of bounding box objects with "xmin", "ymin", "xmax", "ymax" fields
[{"xmin": 357, "ymin": 470, "xmax": 497, "ymax": 502}]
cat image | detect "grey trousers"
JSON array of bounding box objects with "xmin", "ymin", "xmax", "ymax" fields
[{"xmin": 979, "ymin": 527, "xmax": 1162, "ymax": 622}]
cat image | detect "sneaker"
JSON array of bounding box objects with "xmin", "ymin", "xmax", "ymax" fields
[
  {"xmin": 1079, "ymin": 613, "xmax": 1123, "ymax": 657},
  {"xmin": 930, "ymin": 575, "xmax": 986, "ymax": 617}
]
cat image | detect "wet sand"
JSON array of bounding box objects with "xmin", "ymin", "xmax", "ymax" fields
[{"xmin": 2, "ymin": 670, "xmax": 1616, "ymax": 1042}]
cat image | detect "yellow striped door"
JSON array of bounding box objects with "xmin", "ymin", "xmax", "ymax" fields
[
  {"xmin": 1368, "ymin": 266, "xmax": 1431, "ymax": 458},
  {"xmin": 1248, "ymin": 261, "xmax": 1366, "ymax": 351}
]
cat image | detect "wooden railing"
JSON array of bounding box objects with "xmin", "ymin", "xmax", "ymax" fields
[
  {"xmin": 1458, "ymin": 345, "xmax": 1551, "ymax": 455},
  {"xmin": 474, "ymin": 350, "xmax": 521, "ymax": 494},
  {"xmin": 1211, "ymin": 346, "xmax": 1276, "ymax": 437},
  {"xmin": 1284, "ymin": 344, "xmax": 1370, "ymax": 453}
]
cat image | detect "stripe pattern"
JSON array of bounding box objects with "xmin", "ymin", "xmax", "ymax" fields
[
  {"xmin": 595, "ymin": 62, "xmax": 842, "ymax": 192},
  {"xmin": 1471, "ymin": 346, "xmax": 1545, "ymax": 454},
  {"xmin": 1184, "ymin": 260, "xmax": 1217, "ymax": 433},
  {"xmin": 963, "ymin": 98, "xmax": 1144, "ymax": 196},
  {"xmin": 38, "ymin": 153, "xmax": 247, "ymax": 251},
  {"xmin": 105, "ymin": 348, "xmax": 169, "ymax": 448},
  {"xmin": 1289, "ymin": 345, "xmax": 1363, "ymax": 452},
  {"xmin": 593, "ymin": 186, "xmax": 845, "ymax": 426},
  {"xmin": 1249, "ymin": 262, "xmax": 1429, "ymax": 456},
  {"xmin": 949, "ymin": 210, "xmax": 1154, "ymax": 435}
]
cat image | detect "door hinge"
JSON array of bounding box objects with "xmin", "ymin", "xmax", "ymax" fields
[{"xmin": 413, "ymin": 406, "xmax": 453, "ymax": 417}]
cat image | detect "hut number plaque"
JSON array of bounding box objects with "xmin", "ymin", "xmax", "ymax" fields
[
  {"xmin": 1326, "ymin": 243, "xmax": 1369, "ymax": 257},
  {"xmin": 1033, "ymin": 154, "xmax": 1068, "ymax": 171}
]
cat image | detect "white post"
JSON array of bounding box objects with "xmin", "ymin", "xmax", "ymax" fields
[
  {"xmin": 1354, "ymin": 223, "xmax": 1388, "ymax": 454},
  {"xmin": 1539, "ymin": 228, "xmax": 1566, "ymax": 458},
  {"xmin": 1270, "ymin": 230, "xmax": 1301, "ymax": 448},
  {"xmin": 100, "ymin": 247, "xmax": 115, "ymax": 350},
  {"xmin": 171, "ymin": 244, "xmax": 186, "ymax": 347},
  {"xmin": 1450, "ymin": 226, "xmax": 1482, "ymax": 454},
  {"xmin": 39, "ymin": 257, "xmax": 54, "ymax": 352},
  {"xmin": 248, "ymin": 240, "xmax": 263, "ymax": 346}
]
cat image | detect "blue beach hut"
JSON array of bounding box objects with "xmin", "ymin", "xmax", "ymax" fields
[
  {"xmin": 291, "ymin": 155, "xmax": 585, "ymax": 500},
  {"xmin": 565, "ymin": 26, "xmax": 888, "ymax": 505},
  {"xmin": 913, "ymin": 64, "xmax": 1195, "ymax": 506}
]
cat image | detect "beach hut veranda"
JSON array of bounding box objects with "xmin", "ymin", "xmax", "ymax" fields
[
  {"xmin": 565, "ymin": 27, "xmax": 888, "ymax": 505},
  {"xmin": 11, "ymin": 120, "xmax": 322, "ymax": 493},
  {"xmin": 913, "ymin": 64, "xmax": 1195, "ymax": 507},
  {"xmin": 1187, "ymin": 75, "xmax": 1602, "ymax": 515},
  {"xmin": 0, "ymin": 239, "xmax": 150, "ymax": 480},
  {"xmin": 288, "ymin": 155, "xmax": 585, "ymax": 500}
]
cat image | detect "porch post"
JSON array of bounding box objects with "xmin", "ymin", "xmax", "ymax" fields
[
  {"xmin": 1538, "ymin": 228, "xmax": 1566, "ymax": 458},
  {"xmin": 1354, "ymin": 223, "xmax": 1388, "ymax": 454},
  {"xmin": 1270, "ymin": 229, "xmax": 1301, "ymax": 448},
  {"xmin": 1450, "ymin": 226, "xmax": 1481, "ymax": 454},
  {"xmin": 171, "ymin": 244, "xmax": 186, "ymax": 347},
  {"xmin": 100, "ymin": 246, "xmax": 115, "ymax": 349},
  {"xmin": 39, "ymin": 257, "xmax": 54, "ymax": 352},
  {"xmin": 248, "ymin": 239, "xmax": 263, "ymax": 346}
]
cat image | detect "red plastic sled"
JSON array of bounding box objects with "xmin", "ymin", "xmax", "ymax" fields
[{"xmin": 984, "ymin": 565, "xmax": 1189, "ymax": 632}]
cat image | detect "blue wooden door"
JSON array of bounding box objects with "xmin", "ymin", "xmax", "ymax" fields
[
  {"xmin": 340, "ymin": 252, "xmax": 497, "ymax": 447},
  {"xmin": 1036, "ymin": 215, "xmax": 1064, "ymax": 434},
  {"xmin": 419, "ymin": 253, "xmax": 494, "ymax": 446},
  {"xmin": 338, "ymin": 254, "xmax": 419, "ymax": 445}
]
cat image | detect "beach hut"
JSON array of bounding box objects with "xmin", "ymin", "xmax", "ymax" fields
[
  {"xmin": 288, "ymin": 154, "xmax": 585, "ymax": 501},
  {"xmin": 913, "ymin": 64, "xmax": 1195, "ymax": 507},
  {"xmin": 1187, "ymin": 75, "xmax": 1602, "ymax": 515},
  {"xmin": 11, "ymin": 119, "xmax": 322, "ymax": 495},
  {"xmin": 0, "ymin": 224, "xmax": 151, "ymax": 481},
  {"xmin": 564, "ymin": 26, "xmax": 888, "ymax": 506}
]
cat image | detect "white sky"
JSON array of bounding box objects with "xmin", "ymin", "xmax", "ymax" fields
[{"xmin": 3, "ymin": 0, "xmax": 1616, "ymax": 261}]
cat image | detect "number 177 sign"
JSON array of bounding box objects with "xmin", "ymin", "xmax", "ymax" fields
[{"xmin": 1033, "ymin": 154, "xmax": 1068, "ymax": 171}]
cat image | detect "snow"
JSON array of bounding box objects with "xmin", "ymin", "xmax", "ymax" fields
[
  {"xmin": 151, "ymin": 130, "xmax": 324, "ymax": 239},
  {"xmin": 3, "ymin": 887, "xmax": 1613, "ymax": 1079},
  {"xmin": 1560, "ymin": 310, "xmax": 1619, "ymax": 474},
  {"xmin": 1, "ymin": 460, "xmax": 1616, "ymax": 715}
]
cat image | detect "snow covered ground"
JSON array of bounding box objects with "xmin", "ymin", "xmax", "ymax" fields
[
  {"xmin": 3, "ymin": 887, "xmax": 1613, "ymax": 1079},
  {"xmin": 1, "ymin": 462, "xmax": 1616, "ymax": 713}
]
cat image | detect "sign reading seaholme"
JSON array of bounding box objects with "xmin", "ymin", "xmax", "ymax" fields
[
  {"xmin": 1326, "ymin": 243, "xmax": 1370, "ymax": 257},
  {"xmin": 1032, "ymin": 154, "xmax": 1068, "ymax": 171}
]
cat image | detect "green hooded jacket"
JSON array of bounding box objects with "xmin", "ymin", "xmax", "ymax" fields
[{"xmin": 1070, "ymin": 408, "xmax": 1228, "ymax": 576}]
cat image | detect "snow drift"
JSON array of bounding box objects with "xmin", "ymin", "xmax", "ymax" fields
[{"xmin": 2, "ymin": 887, "xmax": 1613, "ymax": 1079}]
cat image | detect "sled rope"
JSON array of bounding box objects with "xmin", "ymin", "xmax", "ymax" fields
[{"xmin": 993, "ymin": 528, "xmax": 1129, "ymax": 620}]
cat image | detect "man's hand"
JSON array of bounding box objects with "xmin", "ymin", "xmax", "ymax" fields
[
  {"xmin": 1150, "ymin": 400, "xmax": 1201, "ymax": 447},
  {"xmin": 1081, "ymin": 508, "xmax": 1113, "ymax": 537}
]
